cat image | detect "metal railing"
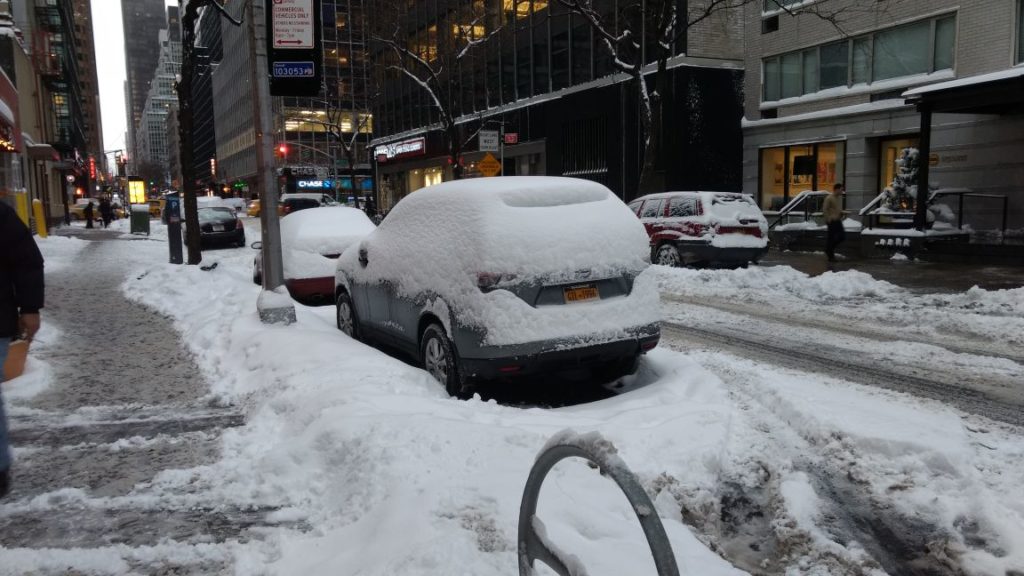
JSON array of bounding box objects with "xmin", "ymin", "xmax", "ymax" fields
[
  {"xmin": 768, "ymin": 190, "xmax": 829, "ymax": 229},
  {"xmin": 518, "ymin": 431, "xmax": 680, "ymax": 576}
]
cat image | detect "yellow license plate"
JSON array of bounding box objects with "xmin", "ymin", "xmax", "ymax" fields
[{"xmin": 564, "ymin": 284, "xmax": 599, "ymax": 303}]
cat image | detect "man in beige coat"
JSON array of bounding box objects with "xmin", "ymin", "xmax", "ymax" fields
[{"xmin": 823, "ymin": 183, "xmax": 846, "ymax": 263}]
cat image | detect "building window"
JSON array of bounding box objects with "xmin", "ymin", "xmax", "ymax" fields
[
  {"xmin": 1018, "ymin": 0, "xmax": 1024, "ymax": 63},
  {"xmin": 758, "ymin": 141, "xmax": 845, "ymax": 210},
  {"xmin": 762, "ymin": 14, "xmax": 956, "ymax": 102}
]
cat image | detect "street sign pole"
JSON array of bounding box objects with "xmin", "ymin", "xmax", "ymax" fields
[{"xmin": 252, "ymin": 0, "xmax": 295, "ymax": 325}]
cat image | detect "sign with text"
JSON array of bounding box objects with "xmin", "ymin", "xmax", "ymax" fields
[
  {"xmin": 478, "ymin": 130, "xmax": 499, "ymax": 152},
  {"xmin": 504, "ymin": 132, "xmax": 519, "ymax": 145},
  {"xmin": 375, "ymin": 137, "xmax": 426, "ymax": 161},
  {"xmin": 267, "ymin": 0, "xmax": 322, "ymax": 96},
  {"xmin": 271, "ymin": 0, "xmax": 314, "ymax": 49}
]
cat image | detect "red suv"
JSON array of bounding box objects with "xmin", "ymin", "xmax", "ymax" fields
[{"xmin": 628, "ymin": 191, "xmax": 769, "ymax": 268}]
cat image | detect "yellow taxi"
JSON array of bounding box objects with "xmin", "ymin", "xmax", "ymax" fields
[
  {"xmin": 148, "ymin": 199, "xmax": 164, "ymax": 218},
  {"xmin": 247, "ymin": 199, "xmax": 260, "ymax": 217}
]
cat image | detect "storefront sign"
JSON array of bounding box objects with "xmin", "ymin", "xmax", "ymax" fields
[
  {"xmin": 297, "ymin": 179, "xmax": 333, "ymax": 189},
  {"xmin": 375, "ymin": 137, "xmax": 426, "ymax": 161},
  {"xmin": 478, "ymin": 130, "xmax": 499, "ymax": 152},
  {"xmin": 504, "ymin": 132, "xmax": 519, "ymax": 145}
]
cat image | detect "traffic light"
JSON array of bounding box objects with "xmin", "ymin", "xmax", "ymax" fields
[{"xmin": 277, "ymin": 144, "xmax": 288, "ymax": 157}]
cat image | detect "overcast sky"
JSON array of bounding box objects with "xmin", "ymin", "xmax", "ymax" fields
[{"xmin": 91, "ymin": 0, "xmax": 177, "ymax": 163}]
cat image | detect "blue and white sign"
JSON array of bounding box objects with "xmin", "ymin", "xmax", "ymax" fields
[
  {"xmin": 297, "ymin": 179, "xmax": 333, "ymax": 189},
  {"xmin": 273, "ymin": 61, "xmax": 315, "ymax": 78}
]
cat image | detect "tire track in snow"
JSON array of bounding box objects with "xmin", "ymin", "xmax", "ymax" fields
[
  {"xmin": 661, "ymin": 322, "xmax": 1024, "ymax": 427},
  {"xmin": 662, "ymin": 349, "xmax": 981, "ymax": 576}
]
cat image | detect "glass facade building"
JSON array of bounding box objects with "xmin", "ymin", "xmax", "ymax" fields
[{"xmin": 369, "ymin": 0, "xmax": 745, "ymax": 207}]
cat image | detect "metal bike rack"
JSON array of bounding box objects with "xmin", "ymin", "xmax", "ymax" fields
[{"xmin": 517, "ymin": 431, "xmax": 680, "ymax": 576}]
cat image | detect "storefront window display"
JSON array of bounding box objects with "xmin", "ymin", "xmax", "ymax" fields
[
  {"xmin": 759, "ymin": 141, "xmax": 845, "ymax": 211},
  {"xmin": 408, "ymin": 166, "xmax": 444, "ymax": 192},
  {"xmin": 879, "ymin": 137, "xmax": 919, "ymax": 194}
]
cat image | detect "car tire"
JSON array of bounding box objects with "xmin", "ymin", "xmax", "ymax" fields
[
  {"xmin": 335, "ymin": 290, "xmax": 359, "ymax": 339},
  {"xmin": 420, "ymin": 323, "xmax": 467, "ymax": 399},
  {"xmin": 656, "ymin": 244, "xmax": 681, "ymax": 267}
]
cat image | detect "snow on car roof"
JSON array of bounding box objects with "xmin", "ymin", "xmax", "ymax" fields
[
  {"xmin": 280, "ymin": 207, "xmax": 377, "ymax": 280},
  {"xmin": 410, "ymin": 176, "xmax": 612, "ymax": 208},
  {"xmin": 634, "ymin": 191, "xmax": 746, "ymax": 201}
]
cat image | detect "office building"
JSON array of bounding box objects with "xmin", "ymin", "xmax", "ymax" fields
[
  {"xmin": 121, "ymin": 0, "xmax": 170, "ymax": 172},
  {"xmin": 743, "ymin": 0, "xmax": 1024, "ymax": 234},
  {"xmin": 368, "ymin": 0, "xmax": 745, "ymax": 208}
]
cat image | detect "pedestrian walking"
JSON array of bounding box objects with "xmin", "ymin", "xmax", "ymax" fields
[
  {"xmin": 83, "ymin": 200, "xmax": 95, "ymax": 229},
  {"xmin": 823, "ymin": 183, "xmax": 847, "ymax": 263},
  {"xmin": 99, "ymin": 198, "xmax": 113, "ymax": 229},
  {"xmin": 0, "ymin": 201, "xmax": 45, "ymax": 499}
]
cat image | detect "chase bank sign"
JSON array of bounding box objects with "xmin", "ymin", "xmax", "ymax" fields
[{"xmin": 297, "ymin": 179, "xmax": 333, "ymax": 189}]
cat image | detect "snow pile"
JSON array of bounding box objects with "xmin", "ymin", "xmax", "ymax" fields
[
  {"xmin": 654, "ymin": 264, "xmax": 1024, "ymax": 345},
  {"xmin": 337, "ymin": 177, "xmax": 659, "ymax": 346},
  {"xmin": 34, "ymin": 235, "xmax": 87, "ymax": 274}
]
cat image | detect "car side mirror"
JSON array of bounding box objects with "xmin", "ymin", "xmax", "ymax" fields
[
  {"xmin": 358, "ymin": 247, "xmax": 368, "ymax": 267},
  {"xmin": 251, "ymin": 241, "xmax": 263, "ymax": 250}
]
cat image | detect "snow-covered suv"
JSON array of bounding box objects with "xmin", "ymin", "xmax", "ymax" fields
[{"xmin": 628, "ymin": 191, "xmax": 769, "ymax": 268}]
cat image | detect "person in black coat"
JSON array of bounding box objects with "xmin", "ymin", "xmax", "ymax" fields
[
  {"xmin": 0, "ymin": 201, "xmax": 45, "ymax": 498},
  {"xmin": 99, "ymin": 198, "xmax": 113, "ymax": 229},
  {"xmin": 83, "ymin": 200, "xmax": 95, "ymax": 229}
]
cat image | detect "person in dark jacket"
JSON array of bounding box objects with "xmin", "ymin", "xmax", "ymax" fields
[
  {"xmin": 99, "ymin": 198, "xmax": 113, "ymax": 229},
  {"xmin": 0, "ymin": 201, "xmax": 44, "ymax": 498},
  {"xmin": 83, "ymin": 200, "xmax": 95, "ymax": 229}
]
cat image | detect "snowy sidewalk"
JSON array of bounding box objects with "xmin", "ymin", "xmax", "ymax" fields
[{"xmin": 0, "ymin": 231, "xmax": 278, "ymax": 573}]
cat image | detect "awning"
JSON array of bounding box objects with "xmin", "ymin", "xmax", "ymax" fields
[
  {"xmin": 26, "ymin": 143, "xmax": 60, "ymax": 161},
  {"xmin": 903, "ymin": 67, "xmax": 1024, "ymax": 114}
]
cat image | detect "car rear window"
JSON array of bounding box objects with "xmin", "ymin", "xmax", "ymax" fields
[
  {"xmin": 706, "ymin": 194, "xmax": 764, "ymax": 220},
  {"xmin": 668, "ymin": 196, "xmax": 699, "ymax": 217},
  {"xmin": 640, "ymin": 199, "xmax": 664, "ymax": 218}
]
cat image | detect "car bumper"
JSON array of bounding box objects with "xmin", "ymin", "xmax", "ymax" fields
[
  {"xmin": 285, "ymin": 277, "xmax": 335, "ymax": 302},
  {"xmin": 199, "ymin": 229, "xmax": 245, "ymax": 245},
  {"xmin": 667, "ymin": 240, "xmax": 768, "ymax": 265},
  {"xmin": 458, "ymin": 324, "xmax": 660, "ymax": 379}
]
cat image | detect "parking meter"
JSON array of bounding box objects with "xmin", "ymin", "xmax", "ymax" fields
[{"xmin": 166, "ymin": 192, "xmax": 183, "ymax": 265}]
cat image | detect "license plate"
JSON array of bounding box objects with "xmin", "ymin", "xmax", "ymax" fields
[
  {"xmin": 564, "ymin": 284, "xmax": 599, "ymax": 303},
  {"xmin": 212, "ymin": 224, "xmax": 224, "ymax": 232}
]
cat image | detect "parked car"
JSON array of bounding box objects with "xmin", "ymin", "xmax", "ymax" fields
[
  {"xmin": 628, "ymin": 191, "xmax": 769, "ymax": 268},
  {"xmin": 246, "ymin": 199, "xmax": 260, "ymax": 217},
  {"xmin": 278, "ymin": 192, "xmax": 337, "ymax": 216},
  {"xmin": 334, "ymin": 176, "xmax": 661, "ymax": 397},
  {"xmin": 253, "ymin": 206, "xmax": 376, "ymax": 302},
  {"xmin": 196, "ymin": 206, "xmax": 246, "ymax": 248}
]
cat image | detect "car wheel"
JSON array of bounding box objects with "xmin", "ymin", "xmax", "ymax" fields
[
  {"xmin": 335, "ymin": 290, "xmax": 359, "ymax": 339},
  {"xmin": 656, "ymin": 244, "xmax": 681, "ymax": 267},
  {"xmin": 420, "ymin": 323, "xmax": 466, "ymax": 398}
]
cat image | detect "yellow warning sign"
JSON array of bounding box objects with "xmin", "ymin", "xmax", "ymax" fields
[{"xmin": 477, "ymin": 152, "xmax": 501, "ymax": 177}]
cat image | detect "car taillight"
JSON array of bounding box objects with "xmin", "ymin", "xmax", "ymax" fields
[{"xmin": 477, "ymin": 272, "xmax": 518, "ymax": 292}]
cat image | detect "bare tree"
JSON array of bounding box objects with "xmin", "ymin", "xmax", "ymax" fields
[
  {"xmin": 300, "ymin": 92, "xmax": 375, "ymax": 204},
  {"xmin": 372, "ymin": 3, "xmax": 501, "ymax": 179},
  {"xmin": 556, "ymin": 0, "xmax": 891, "ymax": 195}
]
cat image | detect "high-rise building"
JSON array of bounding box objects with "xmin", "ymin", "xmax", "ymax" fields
[
  {"xmin": 121, "ymin": 0, "xmax": 168, "ymax": 172},
  {"xmin": 212, "ymin": 0, "xmax": 373, "ymax": 199},
  {"xmin": 191, "ymin": 5, "xmax": 223, "ymax": 191},
  {"xmin": 367, "ymin": 1, "xmax": 745, "ymax": 207},
  {"xmin": 72, "ymin": 0, "xmax": 103, "ymax": 176},
  {"xmin": 137, "ymin": 15, "xmax": 181, "ymax": 186}
]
